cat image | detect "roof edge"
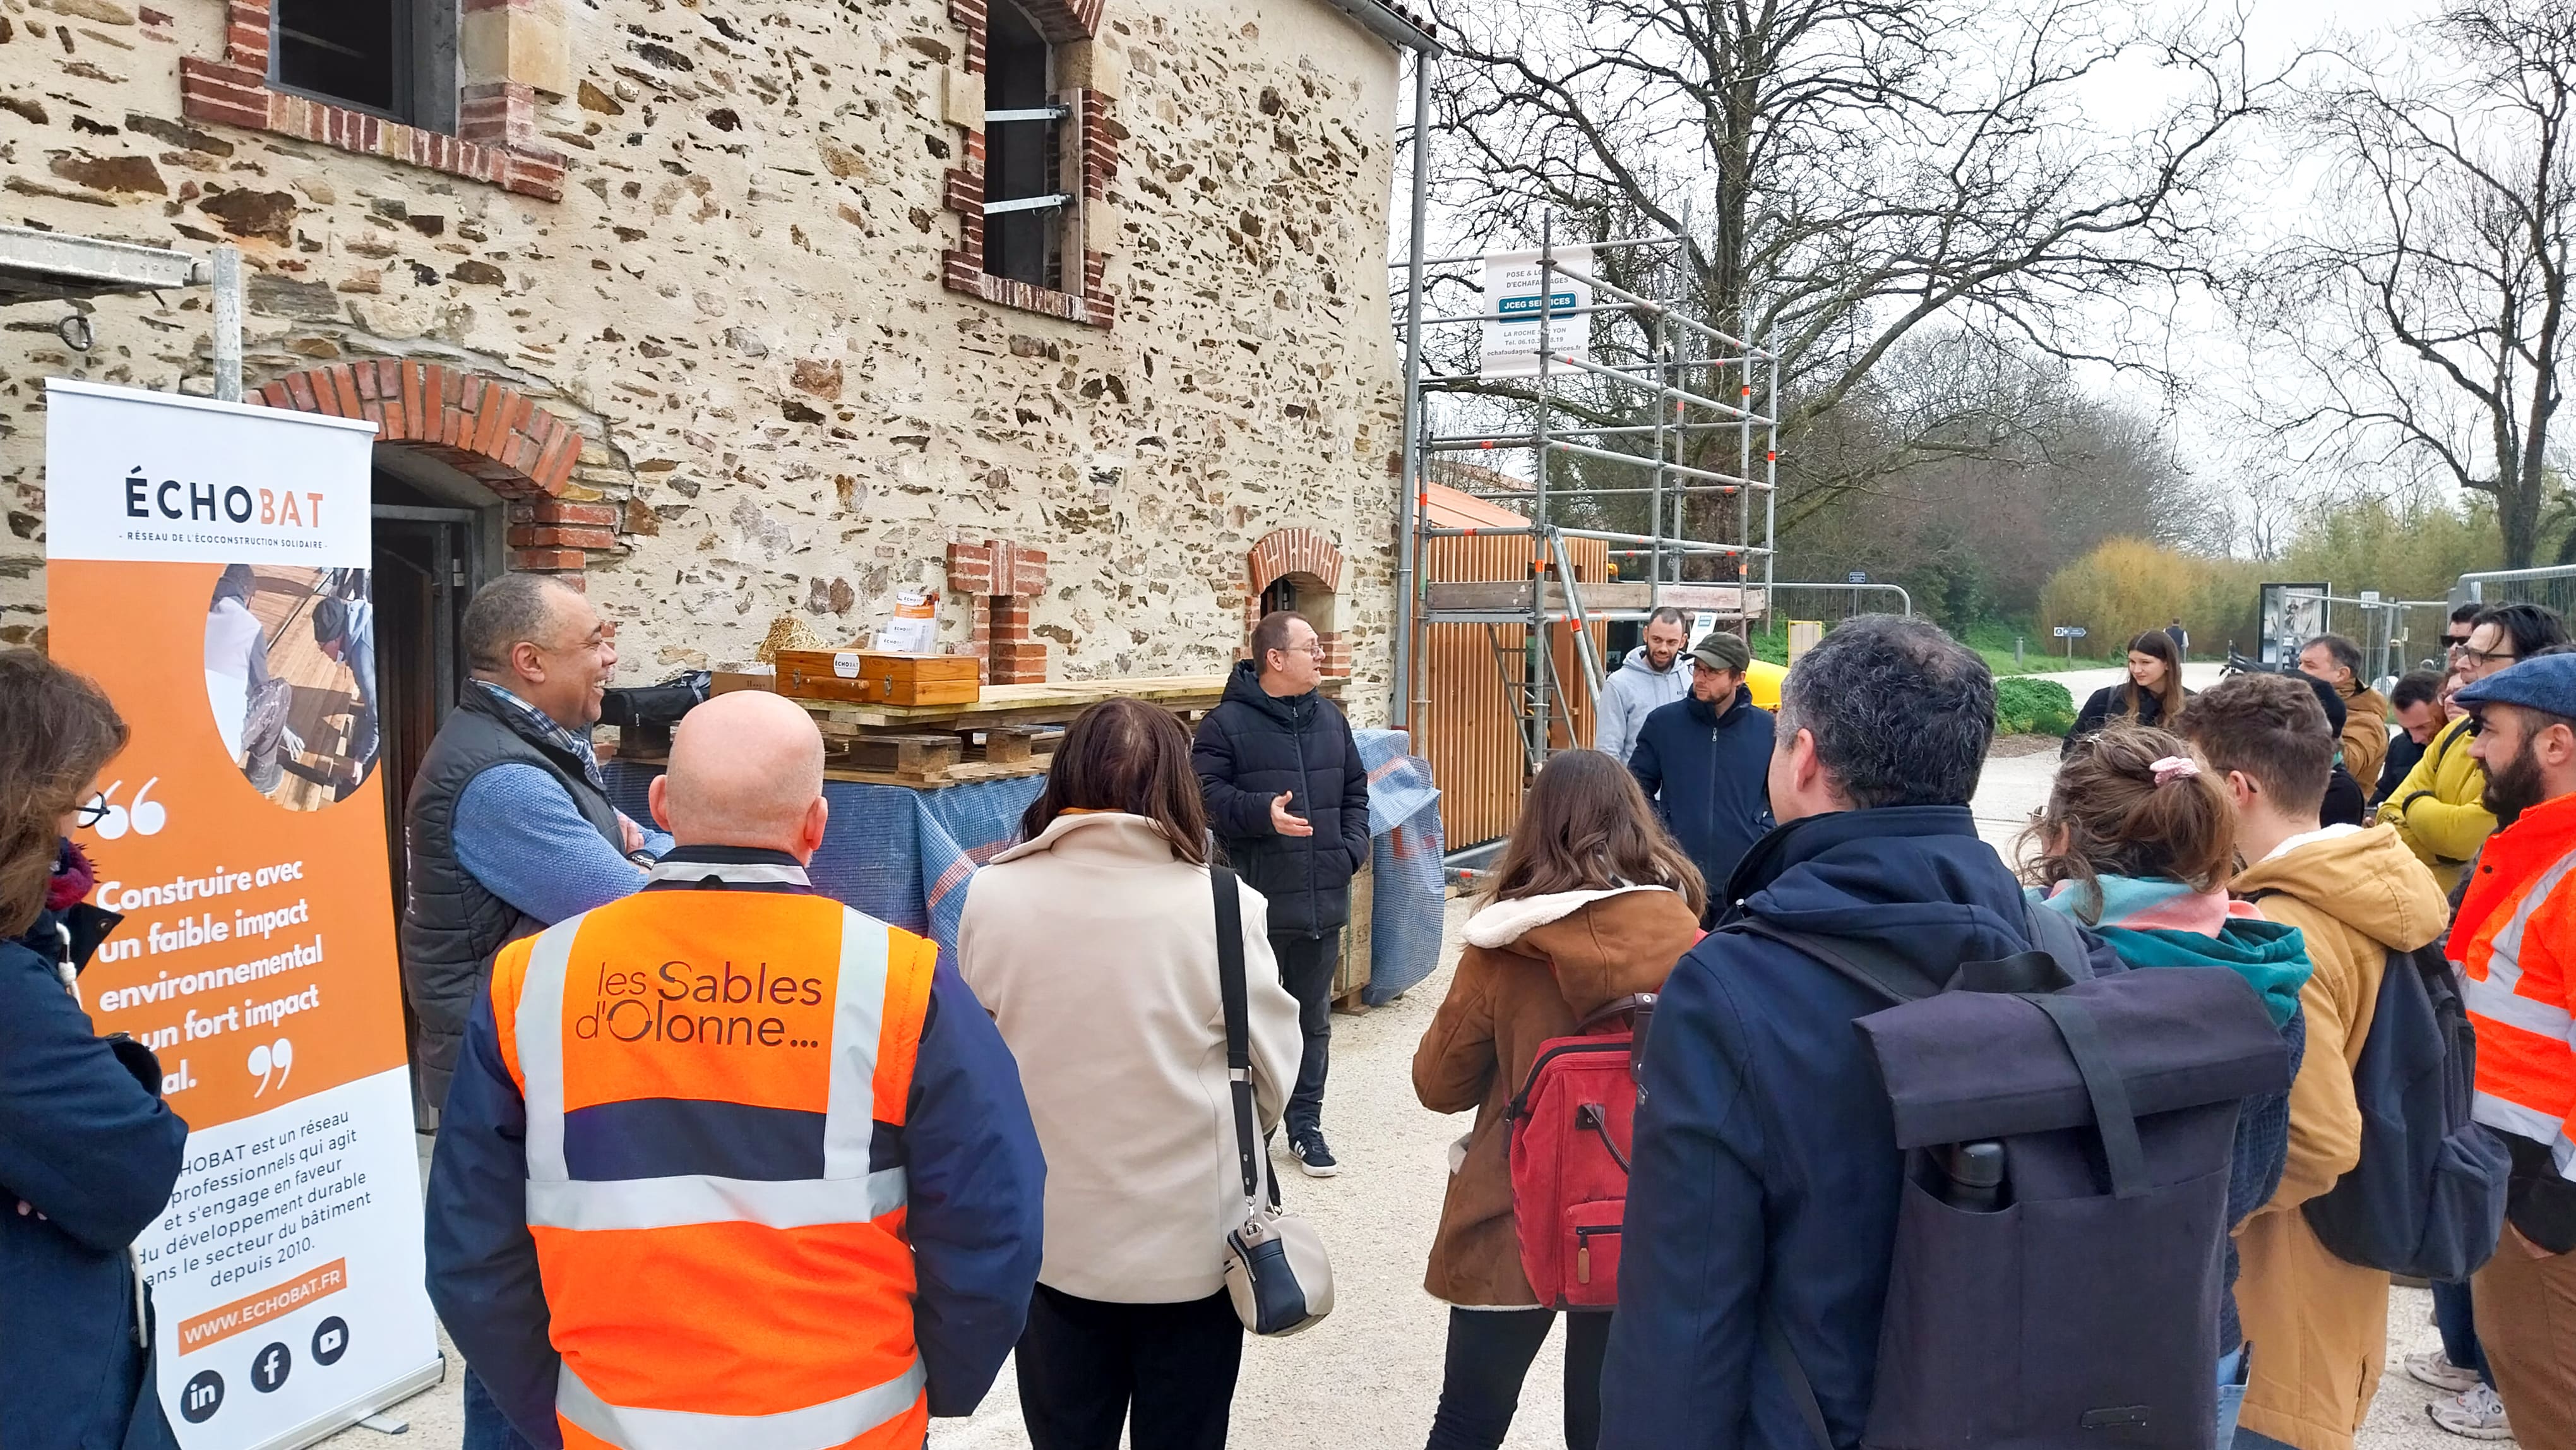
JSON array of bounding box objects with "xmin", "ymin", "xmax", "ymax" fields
[{"xmin": 1313, "ymin": 0, "xmax": 1443, "ymax": 54}]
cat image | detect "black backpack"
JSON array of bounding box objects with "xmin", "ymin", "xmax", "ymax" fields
[
  {"xmin": 1746, "ymin": 904, "xmax": 2291, "ymax": 1450},
  {"xmin": 2241, "ymin": 900, "xmax": 2508, "ymax": 1281}
]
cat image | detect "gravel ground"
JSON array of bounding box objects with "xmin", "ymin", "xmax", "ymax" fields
[{"xmin": 329, "ymin": 683, "xmax": 2498, "ymax": 1449}]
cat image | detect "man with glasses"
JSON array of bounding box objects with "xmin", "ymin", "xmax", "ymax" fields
[
  {"xmin": 398, "ymin": 573, "xmax": 669, "ymax": 1450},
  {"xmin": 2443, "ymin": 602, "xmax": 2482, "ymax": 664},
  {"xmin": 2383, "ymin": 602, "xmax": 2570, "ymax": 894},
  {"xmin": 1195, "ymin": 610, "xmax": 1372, "ymax": 1177}
]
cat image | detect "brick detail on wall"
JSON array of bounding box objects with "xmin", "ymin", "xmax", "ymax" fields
[
  {"xmin": 946, "ymin": 537, "xmax": 1052, "ymax": 684},
  {"xmin": 1247, "ymin": 527, "xmax": 1347, "ymax": 596},
  {"xmin": 252, "ymin": 362, "xmax": 600, "ymax": 581},
  {"xmin": 181, "ymin": 0, "xmax": 567, "ymax": 201},
  {"xmin": 939, "ymin": 0, "xmax": 1119, "ymax": 329},
  {"xmin": 1245, "ymin": 527, "xmax": 1352, "ymax": 679}
]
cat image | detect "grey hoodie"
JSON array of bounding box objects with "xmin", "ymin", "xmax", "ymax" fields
[{"xmin": 1595, "ymin": 644, "xmax": 1690, "ymax": 765}]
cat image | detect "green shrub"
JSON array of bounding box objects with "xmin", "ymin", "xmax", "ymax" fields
[
  {"xmin": 1995, "ymin": 676, "xmax": 2077, "ymax": 736},
  {"xmin": 2037, "ymin": 538, "xmax": 2264, "ymax": 660}
]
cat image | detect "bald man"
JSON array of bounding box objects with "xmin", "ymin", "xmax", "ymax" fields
[{"xmin": 424, "ymin": 693, "xmax": 1046, "ymax": 1450}]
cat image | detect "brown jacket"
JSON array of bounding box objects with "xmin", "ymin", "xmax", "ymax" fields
[
  {"xmin": 2339, "ymin": 685, "xmax": 2390, "ymax": 796},
  {"xmin": 2231, "ymin": 824, "xmax": 2448, "ymax": 1450},
  {"xmin": 1412, "ymin": 885, "xmax": 1699, "ymax": 1306}
]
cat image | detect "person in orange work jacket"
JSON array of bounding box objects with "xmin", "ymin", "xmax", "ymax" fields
[
  {"xmin": 2449, "ymin": 651, "xmax": 2576, "ymax": 1436},
  {"xmin": 424, "ymin": 689, "xmax": 1046, "ymax": 1450}
]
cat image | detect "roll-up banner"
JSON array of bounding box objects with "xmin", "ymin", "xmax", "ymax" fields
[{"xmin": 44, "ymin": 380, "xmax": 440, "ymax": 1450}]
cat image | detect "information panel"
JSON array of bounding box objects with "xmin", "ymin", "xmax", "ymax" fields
[
  {"xmin": 44, "ymin": 380, "xmax": 439, "ymax": 1450},
  {"xmin": 1481, "ymin": 245, "xmax": 1595, "ymax": 380}
]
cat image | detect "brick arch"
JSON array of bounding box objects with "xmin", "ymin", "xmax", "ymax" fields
[
  {"xmin": 1248, "ymin": 527, "xmax": 1346, "ymax": 597},
  {"xmin": 253, "ymin": 362, "xmax": 609, "ymax": 578},
  {"xmin": 1246, "ymin": 527, "xmax": 1351, "ymax": 679}
]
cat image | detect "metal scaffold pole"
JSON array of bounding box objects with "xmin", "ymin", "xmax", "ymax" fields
[
  {"xmin": 1386, "ymin": 212, "xmax": 1779, "ymax": 784},
  {"xmin": 1390, "ymin": 50, "xmax": 1433, "ymax": 731}
]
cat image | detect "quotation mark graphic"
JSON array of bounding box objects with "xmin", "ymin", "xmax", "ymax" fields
[
  {"xmin": 87, "ymin": 777, "xmax": 167, "ymax": 839},
  {"xmin": 247, "ymin": 1038, "xmax": 294, "ymax": 1097}
]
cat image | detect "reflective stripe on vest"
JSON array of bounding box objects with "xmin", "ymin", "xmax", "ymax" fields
[
  {"xmin": 558, "ymin": 1360, "xmax": 927, "ymax": 1450},
  {"xmin": 2462, "ymin": 837, "xmax": 2576, "ymax": 1179},
  {"xmin": 516, "ymin": 909, "xmax": 903, "ymax": 1221},
  {"xmin": 499, "ymin": 893, "xmax": 936, "ymax": 1448}
]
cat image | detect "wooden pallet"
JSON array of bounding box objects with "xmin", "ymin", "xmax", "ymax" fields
[{"xmin": 621, "ymin": 673, "xmax": 1336, "ymax": 790}]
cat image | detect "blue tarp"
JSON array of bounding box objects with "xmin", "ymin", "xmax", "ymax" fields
[
  {"xmin": 1355, "ymin": 728, "xmax": 1445, "ymax": 1005},
  {"xmin": 603, "ymin": 765, "xmax": 1043, "ymax": 968},
  {"xmin": 604, "ymin": 724, "xmax": 1443, "ymax": 998}
]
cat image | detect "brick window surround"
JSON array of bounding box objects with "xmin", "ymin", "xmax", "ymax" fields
[
  {"xmin": 1247, "ymin": 527, "xmax": 1350, "ymax": 679},
  {"xmin": 943, "ymin": 0, "xmax": 1119, "ymax": 328},
  {"xmin": 250, "ymin": 362, "xmax": 609, "ymax": 582},
  {"xmin": 181, "ymin": 0, "xmax": 568, "ymax": 201},
  {"xmin": 945, "ymin": 537, "xmax": 1051, "ymax": 684}
]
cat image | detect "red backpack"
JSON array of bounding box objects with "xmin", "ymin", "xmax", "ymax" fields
[{"xmin": 1506, "ymin": 993, "xmax": 1655, "ymax": 1309}]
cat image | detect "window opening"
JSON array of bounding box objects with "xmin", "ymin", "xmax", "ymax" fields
[
  {"xmin": 1261, "ymin": 578, "xmax": 1301, "ymax": 618},
  {"xmin": 275, "ymin": 0, "xmax": 407, "ymax": 117},
  {"xmin": 983, "ymin": 3, "xmax": 1067, "ymax": 290}
]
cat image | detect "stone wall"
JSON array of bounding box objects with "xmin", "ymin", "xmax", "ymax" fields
[{"xmin": 0, "ymin": 0, "xmax": 1407, "ymax": 721}]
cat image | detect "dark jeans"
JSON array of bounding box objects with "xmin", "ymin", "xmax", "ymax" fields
[
  {"xmin": 1425, "ymin": 1308, "xmax": 1609, "ymax": 1450},
  {"xmin": 462, "ymin": 1367, "xmax": 538, "ymax": 1450},
  {"xmin": 1015, "ymin": 1284, "xmax": 1244, "ymax": 1450},
  {"xmin": 2434, "ymin": 1278, "xmax": 2494, "ymax": 1387},
  {"xmin": 1273, "ymin": 930, "xmax": 1340, "ymax": 1135}
]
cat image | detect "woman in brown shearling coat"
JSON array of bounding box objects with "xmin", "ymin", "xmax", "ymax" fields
[{"xmin": 1412, "ymin": 750, "xmax": 1706, "ymax": 1450}]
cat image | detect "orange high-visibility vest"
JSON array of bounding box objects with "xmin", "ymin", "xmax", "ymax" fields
[
  {"xmin": 2453, "ymin": 791, "xmax": 2576, "ymax": 1177},
  {"xmin": 489, "ymin": 873, "xmax": 939, "ymax": 1450}
]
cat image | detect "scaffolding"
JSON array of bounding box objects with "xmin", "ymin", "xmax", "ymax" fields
[{"xmin": 1387, "ymin": 224, "xmax": 1779, "ymax": 779}]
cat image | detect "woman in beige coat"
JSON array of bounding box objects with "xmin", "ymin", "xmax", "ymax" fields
[
  {"xmin": 958, "ymin": 698, "xmax": 1303, "ymax": 1450},
  {"xmin": 1413, "ymin": 750, "xmax": 1705, "ymax": 1450}
]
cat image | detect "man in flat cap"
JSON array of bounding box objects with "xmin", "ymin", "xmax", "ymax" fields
[{"xmin": 1627, "ymin": 632, "xmax": 1775, "ymax": 921}]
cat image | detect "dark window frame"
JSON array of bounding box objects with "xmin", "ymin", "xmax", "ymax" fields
[
  {"xmin": 982, "ymin": 1, "xmax": 1070, "ymax": 292},
  {"xmin": 270, "ymin": 0, "xmax": 457, "ymax": 133}
]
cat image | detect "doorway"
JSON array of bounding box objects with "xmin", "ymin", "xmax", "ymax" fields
[{"xmin": 371, "ymin": 500, "xmax": 482, "ymax": 916}]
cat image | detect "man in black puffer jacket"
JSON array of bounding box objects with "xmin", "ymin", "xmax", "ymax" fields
[{"xmin": 1194, "ymin": 611, "xmax": 1372, "ymax": 1178}]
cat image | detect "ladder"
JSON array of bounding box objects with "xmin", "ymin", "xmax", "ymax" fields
[{"xmin": 1477, "ymin": 535, "xmax": 1607, "ymax": 781}]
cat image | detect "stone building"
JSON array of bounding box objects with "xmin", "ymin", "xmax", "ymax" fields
[{"xmin": 0, "ymin": 0, "xmax": 1432, "ymax": 752}]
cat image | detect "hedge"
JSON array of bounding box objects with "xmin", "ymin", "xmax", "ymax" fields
[{"xmin": 1996, "ymin": 676, "xmax": 2077, "ymax": 737}]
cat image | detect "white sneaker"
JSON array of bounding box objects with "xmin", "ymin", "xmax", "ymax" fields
[
  {"xmin": 2407, "ymin": 1351, "xmax": 2484, "ymax": 1394},
  {"xmin": 2426, "ymin": 1383, "xmax": 2513, "ymax": 1440}
]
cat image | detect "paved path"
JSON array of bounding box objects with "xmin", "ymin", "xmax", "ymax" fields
[{"xmin": 337, "ymin": 717, "xmax": 2487, "ymax": 1449}]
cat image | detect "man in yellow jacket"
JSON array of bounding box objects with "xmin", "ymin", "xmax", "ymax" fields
[
  {"xmin": 2380, "ymin": 603, "xmax": 2568, "ymax": 892},
  {"xmin": 2184, "ymin": 674, "xmax": 2449, "ymax": 1450}
]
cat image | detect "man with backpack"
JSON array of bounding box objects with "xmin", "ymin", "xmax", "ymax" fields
[
  {"xmin": 2450, "ymin": 652, "xmax": 2576, "ymax": 1435},
  {"xmin": 2179, "ymin": 674, "xmax": 2451, "ymax": 1450},
  {"xmin": 1598, "ymin": 616, "xmax": 2128, "ymax": 1447}
]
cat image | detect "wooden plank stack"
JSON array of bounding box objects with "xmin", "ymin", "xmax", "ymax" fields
[{"xmin": 619, "ymin": 659, "xmax": 1342, "ymax": 790}]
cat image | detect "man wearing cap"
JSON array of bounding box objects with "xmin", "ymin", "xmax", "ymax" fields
[
  {"xmin": 1628, "ymin": 632, "xmax": 1775, "ymax": 918},
  {"xmin": 2448, "ymin": 651, "xmax": 2576, "ymax": 1433}
]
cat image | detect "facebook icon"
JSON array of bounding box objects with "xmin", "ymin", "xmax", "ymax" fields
[{"xmin": 251, "ymin": 1341, "xmax": 292, "ymax": 1394}]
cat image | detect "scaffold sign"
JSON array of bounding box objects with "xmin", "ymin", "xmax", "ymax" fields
[{"xmin": 1481, "ymin": 246, "xmax": 1594, "ymax": 380}]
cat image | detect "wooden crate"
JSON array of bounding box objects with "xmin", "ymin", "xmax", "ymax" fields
[
  {"xmin": 773, "ymin": 650, "xmax": 982, "ymax": 707},
  {"xmin": 1333, "ymin": 861, "xmax": 1374, "ymax": 1014}
]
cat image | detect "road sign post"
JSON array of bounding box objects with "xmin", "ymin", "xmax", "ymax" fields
[{"xmin": 2053, "ymin": 624, "xmax": 2087, "ymax": 662}]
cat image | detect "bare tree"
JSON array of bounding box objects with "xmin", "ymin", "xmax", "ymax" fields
[
  {"xmin": 2246, "ymin": 1, "xmax": 2575, "ymax": 567},
  {"xmin": 1424, "ymin": 0, "xmax": 2279, "ymax": 544}
]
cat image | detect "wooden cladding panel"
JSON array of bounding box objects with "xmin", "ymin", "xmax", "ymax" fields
[{"xmin": 1416, "ymin": 534, "xmax": 1611, "ymax": 851}]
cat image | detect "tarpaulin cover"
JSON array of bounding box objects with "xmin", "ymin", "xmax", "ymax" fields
[
  {"xmin": 606, "ymin": 726, "xmax": 1441, "ymax": 998},
  {"xmin": 604, "ymin": 764, "xmax": 1043, "ymax": 967},
  {"xmin": 1356, "ymin": 728, "xmax": 1446, "ymax": 1005}
]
